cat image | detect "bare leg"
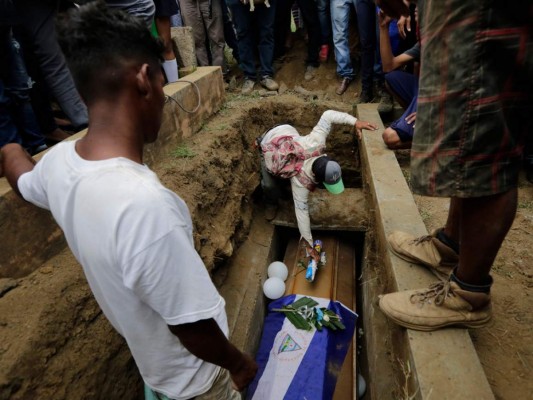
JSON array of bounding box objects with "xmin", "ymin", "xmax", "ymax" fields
[
  {"xmin": 381, "ymin": 127, "xmax": 412, "ymax": 150},
  {"xmin": 455, "ymin": 189, "xmax": 517, "ymax": 285},
  {"xmin": 443, "ymin": 197, "xmax": 461, "ymax": 243}
]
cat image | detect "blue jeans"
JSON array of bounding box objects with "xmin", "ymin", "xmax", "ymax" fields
[
  {"xmin": 227, "ymin": 0, "xmax": 277, "ymax": 79},
  {"xmin": 316, "ymin": 0, "xmax": 331, "ymax": 45},
  {"xmin": 297, "ymin": 0, "xmax": 321, "ymax": 66},
  {"xmin": 221, "ymin": 0, "xmax": 239, "ymax": 62},
  {"xmin": 0, "ymin": 33, "xmax": 45, "ymax": 150},
  {"xmin": 386, "ymin": 70, "xmax": 418, "ymax": 142},
  {"xmin": 331, "ymin": 0, "xmax": 375, "ymax": 91}
]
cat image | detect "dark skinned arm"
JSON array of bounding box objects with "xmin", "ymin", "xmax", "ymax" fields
[
  {"xmin": 0, "ymin": 143, "xmax": 36, "ymax": 196},
  {"xmin": 379, "ymin": 11, "xmax": 415, "ymax": 73},
  {"xmin": 169, "ymin": 318, "xmax": 258, "ymax": 391}
]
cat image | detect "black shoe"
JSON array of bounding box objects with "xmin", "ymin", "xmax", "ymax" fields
[
  {"xmin": 357, "ymin": 90, "xmax": 374, "ymax": 104},
  {"xmin": 377, "ymin": 91, "xmax": 393, "ymax": 113}
]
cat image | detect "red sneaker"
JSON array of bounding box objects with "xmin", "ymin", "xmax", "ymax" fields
[{"xmin": 319, "ymin": 45, "xmax": 329, "ymax": 63}]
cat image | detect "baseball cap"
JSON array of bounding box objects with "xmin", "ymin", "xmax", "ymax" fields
[{"xmin": 312, "ymin": 156, "xmax": 345, "ymax": 195}]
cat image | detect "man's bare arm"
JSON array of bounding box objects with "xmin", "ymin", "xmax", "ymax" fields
[
  {"xmin": 0, "ymin": 143, "xmax": 36, "ymax": 196},
  {"xmin": 169, "ymin": 318, "xmax": 257, "ymax": 391},
  {"xmin": 379, "ymin": 11, "xmax": 414, "ymax": 73}
]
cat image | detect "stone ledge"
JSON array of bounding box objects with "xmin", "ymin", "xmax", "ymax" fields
[
  {"xmin": 357, "ymin": 103, "xmax": 494, "ymax": 399},
  {"xmin": 0, "ymin": 67, "xmax": 224, "ymax": 279}
]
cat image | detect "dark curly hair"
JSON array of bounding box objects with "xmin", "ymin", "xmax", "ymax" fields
[{"xmin": 56, "ymin": 0, "xmax": 164, "ymax": 105}]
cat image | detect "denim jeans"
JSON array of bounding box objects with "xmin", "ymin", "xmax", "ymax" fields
[
  {"xmin": 0, "ymin": 33, "xmax": 45, "ymax": 150},
  {"xmin": 297, "ymin": 0, "xmax": 321, "ymax": 67},
  {"xmin": 227, "ymin": 0, "xmax": 277, "ymax": 79},
  {"xmin": 331, "ymin": 0, "xmax": 375, "ymax": 91},
  {"xmin": 386, "ymin": 70, "xmax": 418, "ymax": 142},
  {"xmin": 221, "ymin": 0, "xmax": 240, "ymax": 62},
  {"xmin": 316, "ymin": 0, "xmax": 331, "ymax": 45}
]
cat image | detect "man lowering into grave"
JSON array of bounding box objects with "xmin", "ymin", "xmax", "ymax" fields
[{"xmin": 257, "ymin": 111, "xmax": 378, "ymax": 259}]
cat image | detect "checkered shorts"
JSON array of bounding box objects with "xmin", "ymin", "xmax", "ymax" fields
[{"xmin": 410, "ymin": 0, "xmax": 533, "ymax": 197}]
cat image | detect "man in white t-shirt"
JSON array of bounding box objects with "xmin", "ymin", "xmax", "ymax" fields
[
  {"xmin": 258, "ymin": 110, "xmax": 378, "ymax": 259},
  {"xmin": 0, "ymin": 3, "xmax": 256, "ymax": 400}
]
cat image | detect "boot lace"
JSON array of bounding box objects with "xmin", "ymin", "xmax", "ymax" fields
[
  {"xmin": 410, "ymin": 281, "xmax": 454, "ymax": 306},
  {"xmin": 412, "ymin": 234, "xmax": 433, "ymax": 246}
]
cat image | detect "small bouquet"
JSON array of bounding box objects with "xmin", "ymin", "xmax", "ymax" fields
[{"xmin": 272, "ymin": 296, "xmax": 345, "ymax": 331}]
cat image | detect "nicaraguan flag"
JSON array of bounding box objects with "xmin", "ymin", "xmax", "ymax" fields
[{"xmin": 247, "ymin": 295, "xmax": 357, "ymax": 400}]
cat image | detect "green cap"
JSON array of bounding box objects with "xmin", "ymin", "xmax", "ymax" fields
[
  {"xmin": 323, "ymin": 178, "xmax": 345, "ymax": 194},
  {"xmin": 312, "ymin": 156, "xmax": 345, "ymax": 195}
]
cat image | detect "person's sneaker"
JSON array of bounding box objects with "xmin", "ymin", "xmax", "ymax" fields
[
  {"xmin": 241, "ymin": 78, "xmax": 255, "ymax": 95},
  {"xmin": 378, "ymin": 280, "xmax": 492, "ymax": 331},
  {"xmin": 388, "ymin": 229, "xmax": 459, "ymax": 279},
  {"xmin": 264, "ymin": 203, "xmax": 278, "ymax": 221},
  {"xmin": 336, "ymin": 77, "xmax": 352, "ymax": 95},
  {"xmin": 319, "ymin": 44, "xmax": 329, "ymax": 63},
  {"xmin": 377, "ymin": 91, "xmax": 393, "ymax": 113},
  {"xmin": 357, "ymin": 90, "xmax": 374, "ymax": 104},
  {"xmin": 304, "ymin": 65, "xmax": 317, "ymax": 81},
  {"xmin": 260, "ymin": 76, "xmax": 279, "ymax": 91}
]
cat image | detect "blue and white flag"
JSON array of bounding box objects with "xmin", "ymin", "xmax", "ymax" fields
[{"xmin": 247, "ymin": 295, "xmax": 357, "ymax": 400}]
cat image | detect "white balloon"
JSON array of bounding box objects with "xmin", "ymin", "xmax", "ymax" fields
[
  {"xmin": 263, "ymin": 277, "xmax": 286, "ymax": 300},
  {"xmin": 267, "ymin": 261, "xmax": 289, "ymax": 281}
]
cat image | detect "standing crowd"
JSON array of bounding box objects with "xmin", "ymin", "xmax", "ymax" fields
[
  {"xmin": 0, "ymin": 0, "xmax": 532, "ymax": 399},
  {"xmin": 1, "ymin": 0, "xmax": 422, "ymax": 158}
]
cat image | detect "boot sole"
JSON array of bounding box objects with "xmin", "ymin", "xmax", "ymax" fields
[{"xmin": 383, "ymin": 311, "xmax": 492, "ymax": 332}]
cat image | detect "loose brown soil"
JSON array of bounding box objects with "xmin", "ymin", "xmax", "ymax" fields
[{"xmin": 0, "ymin": 34, "xmax": 531, "ymax": 399}]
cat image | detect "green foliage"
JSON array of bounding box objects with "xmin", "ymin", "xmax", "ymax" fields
[
  {"xmin": 518, "ymin": 200, "xmax": 533, "ymax": 210},
  {"xmin": 272, "ymin": 296, "xmax": 345, "ymax": 332},
  {"xmin": 171, "ymin": 145, "xmax": 196, "ymax": 159}
]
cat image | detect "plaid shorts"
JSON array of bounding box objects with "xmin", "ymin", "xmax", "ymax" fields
[{"xmin": 410, "ymin": 0, "xmax": 533, "ymax": 197}]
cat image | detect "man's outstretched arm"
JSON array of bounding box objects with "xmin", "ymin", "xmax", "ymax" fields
[
  {"xmin": 169, "ymin": 318, "xmax": 257, "ymax": 391},
  {"xmin": 0, "ymin": 143, "xmax": 36, "ymax": 196}
]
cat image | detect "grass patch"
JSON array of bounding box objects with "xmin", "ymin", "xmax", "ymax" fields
[
  {"xmin": 171, "ymin": 145, "xmax": 196, "ymax": 159},
  {"xmin": 203, "ymin": 124, "xmax": 228, "ymax": 132},
  {"xmin": 420, "ymin": 210, "xmax": 431, "ymax": 223},
  {"xmin": 518, "ymin": 200, "xmax": 533, "ymax": 210}
]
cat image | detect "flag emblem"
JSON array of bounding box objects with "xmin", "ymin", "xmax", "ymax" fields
[{"xmin": 278, "ymin": 334, "xmax": 302, "ymax": 354}]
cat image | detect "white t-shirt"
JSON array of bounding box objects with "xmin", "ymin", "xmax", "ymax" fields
[
  {"xmin": 263, "ymin": 111, "xmax": 357, "ymax": 245},
  {"xmin": 18, "ymin": 140, "xmax": 227, "ymax": 400}
]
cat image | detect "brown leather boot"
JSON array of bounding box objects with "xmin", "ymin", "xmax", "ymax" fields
[{"xmin": 336, "ymin": 77, "xmax": 352, "ymax": 95}]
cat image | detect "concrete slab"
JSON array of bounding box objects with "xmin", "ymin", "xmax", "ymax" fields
[
  {"xmin": 0, "ymin": 67, "xmax": 225, "ymax": 279},
  {"xmin": 170, "ymin": 27, "xmax": 197, "ymax": 69},
  {"xmin": 357, "ymin": 103, "xmax": 494, "ymax": 399}
]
